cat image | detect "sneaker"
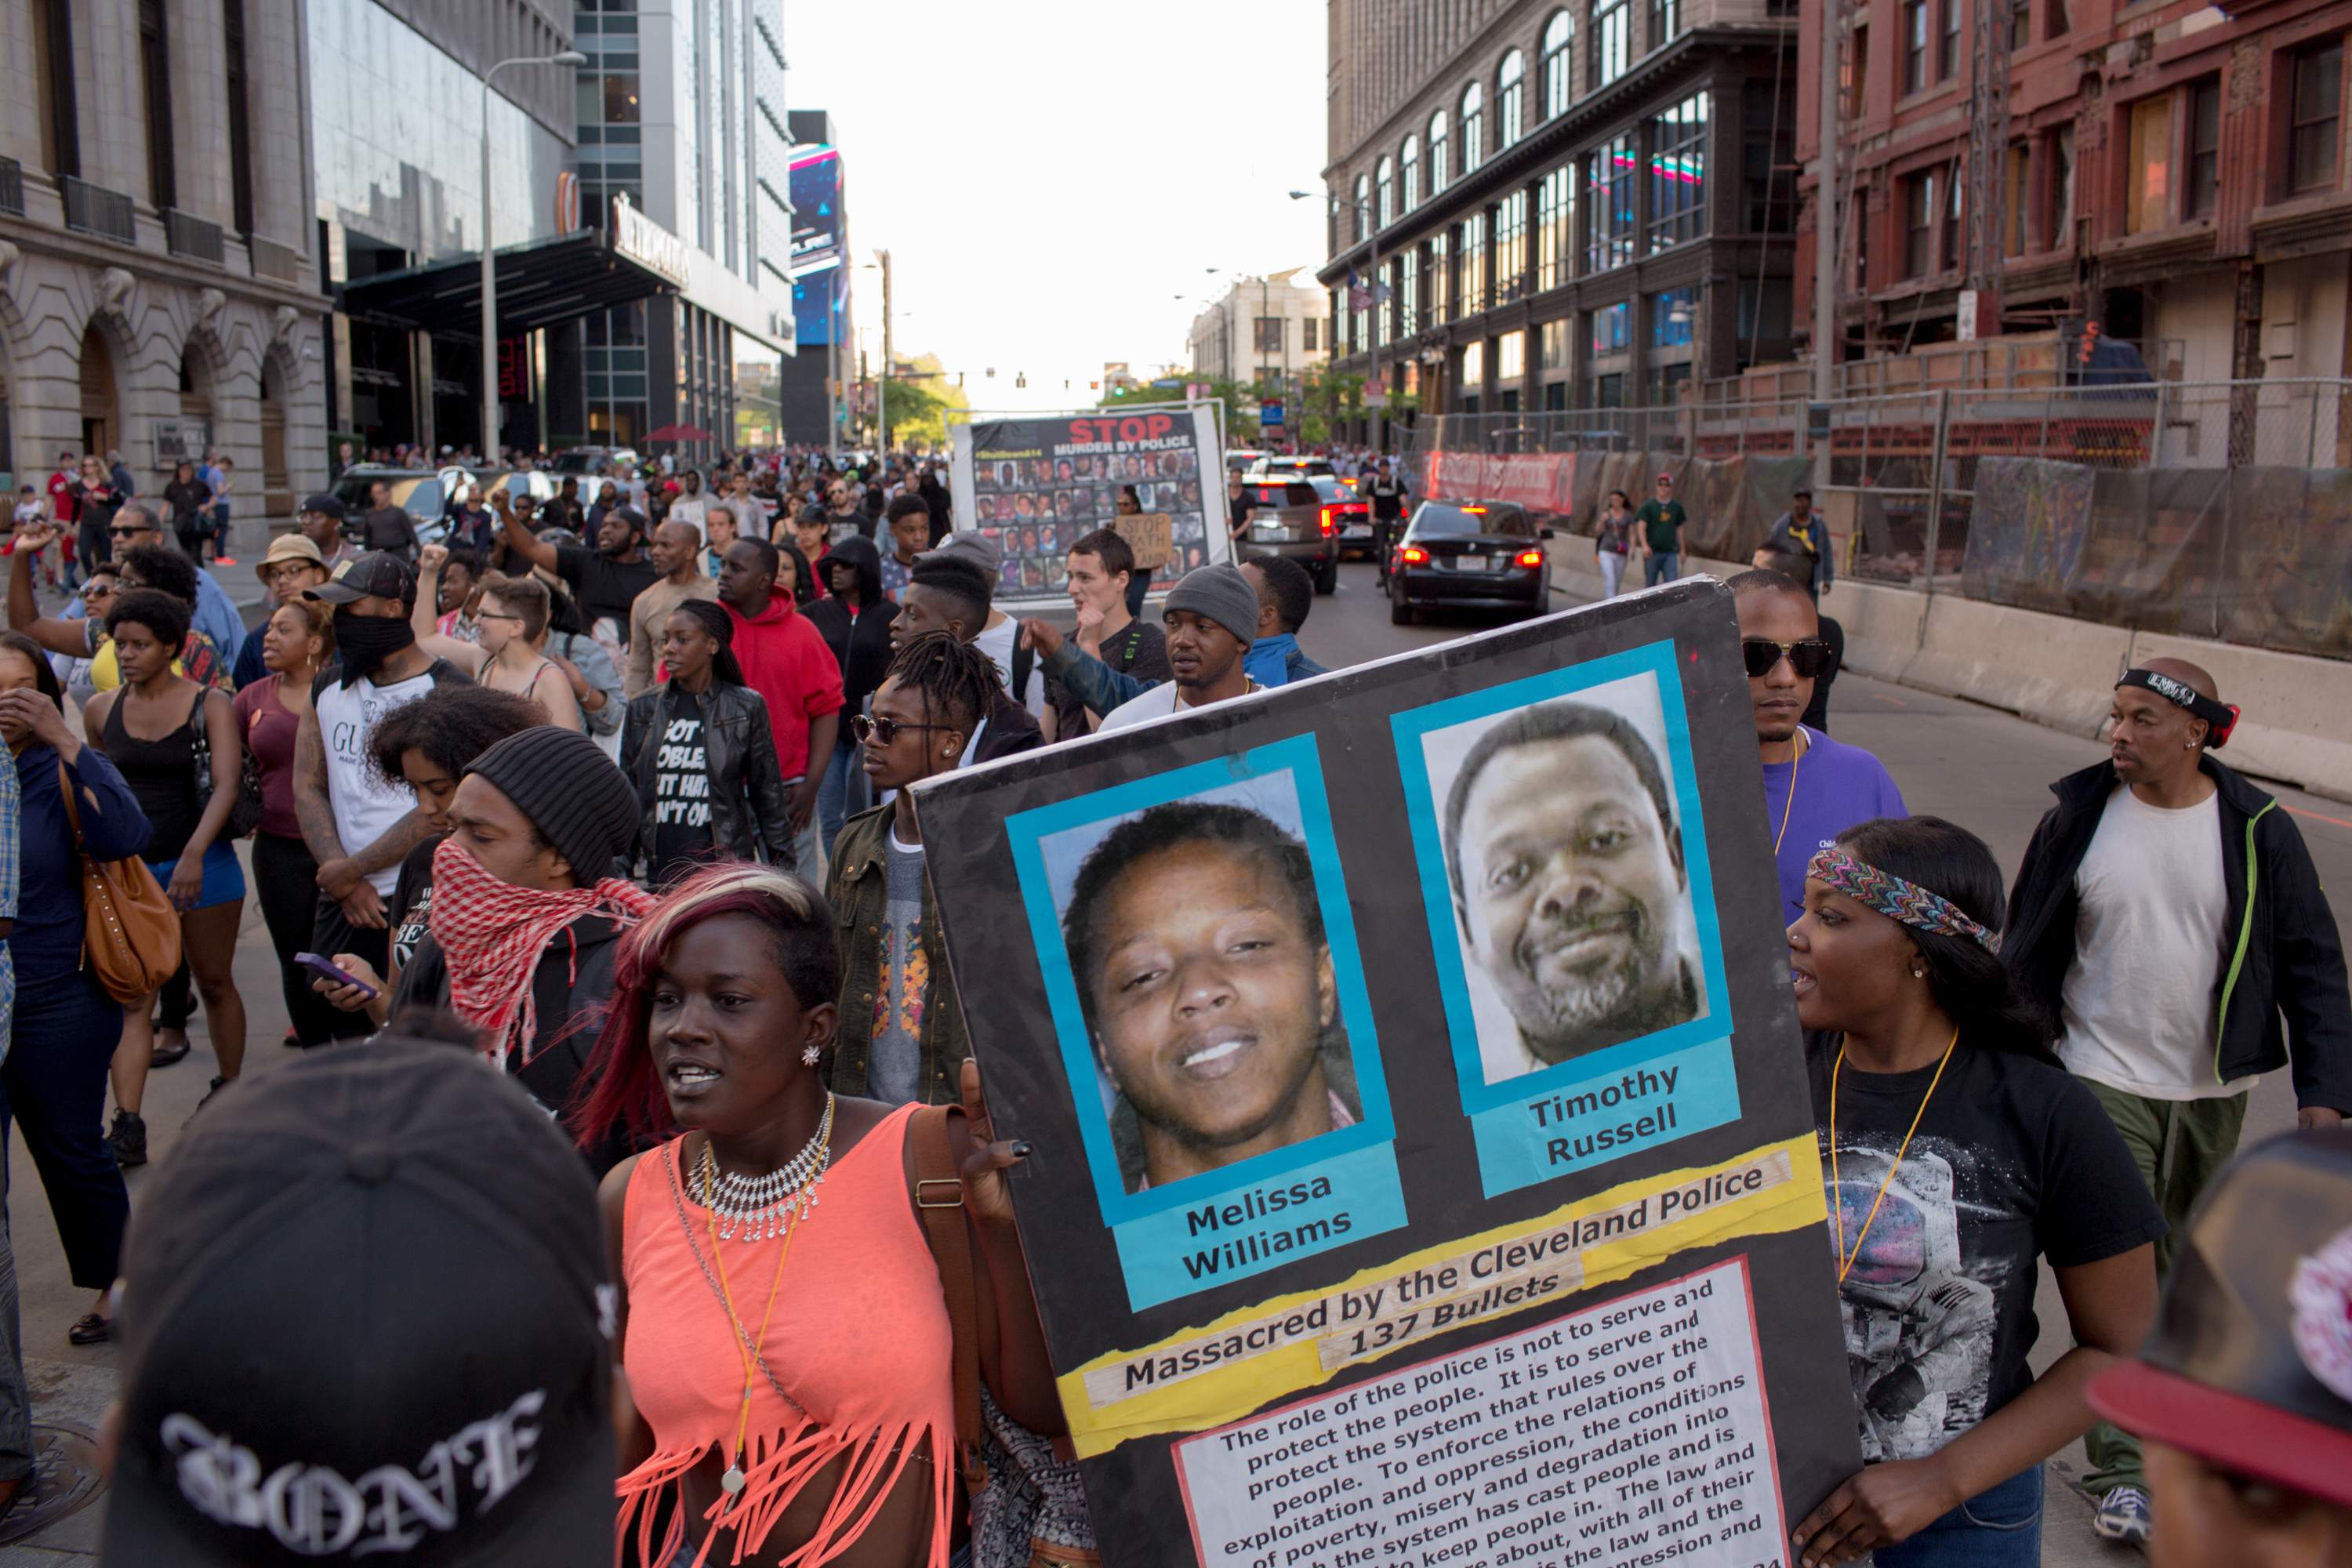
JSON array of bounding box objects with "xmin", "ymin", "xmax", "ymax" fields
[
  {"xmin": 2093, "ymin": 1485, "xmax": 2151, "ymax": 1544},
  {"xmin": 107, "ymin": 1109, "xmax": 148, "ymax": 1167}
]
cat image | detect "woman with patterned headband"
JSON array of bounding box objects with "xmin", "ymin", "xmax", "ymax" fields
[{"xmin": 1787, "ymin": 815, "xmax": 2163, "ymax": 1568}]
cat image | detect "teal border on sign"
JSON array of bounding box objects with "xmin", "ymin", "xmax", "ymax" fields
[
  {"xmin": 1388, "ymin": 638, "xmax": 1734, "ymax": 1123},
  {"xmin": 1004, "ymin": 734, "xmax": 1399, "ymax": 1234}
]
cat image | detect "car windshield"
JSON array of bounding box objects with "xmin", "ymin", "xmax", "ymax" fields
[
  {"xmin": 1414, "ymin": 501, "xmax": 1531, "ymax": 536},
  {"xmin": 1251, "ymin": 482, "xmax": 1319, "ymax": 507}
]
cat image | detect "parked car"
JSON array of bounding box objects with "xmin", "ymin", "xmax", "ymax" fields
[
  {"xmin": 1247, "ymin": 455, "xmax": 1338, "ymax": 481},
  {"xmin": 331, "ymin": 466, "xmax": 450, "ymax": 548},
  {"xmin": 552, "ymin": 445, "xmax": 638, "ymax": 475},
  {"xmin": 1232, "ymin": 475, "xmax": 1352, "ymax": 593},
  {"xmin": 1386, "ymin": 498, "xmax": 1553, "ymax": 624}
]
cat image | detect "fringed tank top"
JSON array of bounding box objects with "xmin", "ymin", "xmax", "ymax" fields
[{"xmin": 619, "ymin": 1102, "xmax": 954, "ymax": 1567}]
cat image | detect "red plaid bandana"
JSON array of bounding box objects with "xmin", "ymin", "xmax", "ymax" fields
[{"xmin": 427, "ymin": 837, "xmax": 657, "ymax": 1069}]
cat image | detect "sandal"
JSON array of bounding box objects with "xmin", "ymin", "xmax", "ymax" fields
[{"xmin": 67, "ymin": 1314, "xmax": 108, "ymax": 1346}]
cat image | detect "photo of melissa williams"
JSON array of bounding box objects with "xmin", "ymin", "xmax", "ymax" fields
[
  {"xmin": 1025, "ymin": 754, "xmax": 1386, "ymax": 1199},
  {"xmin": 1400, "ymin": 658, "xmax": 1722, "ymax": 1093}
]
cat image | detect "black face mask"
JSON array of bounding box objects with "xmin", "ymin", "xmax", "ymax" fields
[{"xmin": 331, "ymin": 608, "xmax": 416, "ymax": 687}]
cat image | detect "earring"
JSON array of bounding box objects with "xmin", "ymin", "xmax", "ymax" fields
[
  {"xmin": 1913, "ymin": 967, "xmax": 1926, "ymax": 978},
  {"xmin": 801, "ymin": 1044, "xmax": 822, "ymax": 1067}
]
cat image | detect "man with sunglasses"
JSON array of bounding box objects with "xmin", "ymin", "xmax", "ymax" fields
[
  {"xmin": 89, "ymin": 503, "xmax": 246, "ymax": 662},
  {"xmin": 824, "ymin": 633, "xmax": 1004, "ymax": 1107},
  {"xmin": 1731, "ymin": 568, "xmax": 1904, "ymax": 921}
]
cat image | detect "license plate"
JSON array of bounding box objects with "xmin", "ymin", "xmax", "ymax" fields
[
  {"xmin": 1251, "ymin": 523, "xmax": 1287, "ymax": 540},
  {"xmin": 1343, "ymin": 525, "xmax": 1371, "ymax": 538}
]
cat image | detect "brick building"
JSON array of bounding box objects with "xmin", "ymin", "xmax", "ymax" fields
[
  {"xmin": 1797, "ymin": 0, "xmax": 2352, "ymax": 383},
  {"xmin": 1319, "ymin": 0, "xmax": 1802, "ymax": 445}
]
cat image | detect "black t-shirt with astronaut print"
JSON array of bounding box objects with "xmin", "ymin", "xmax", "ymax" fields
[{"xmin": 1806, "ymin": 1034, "xmax": 2165, "ymax": 1462}]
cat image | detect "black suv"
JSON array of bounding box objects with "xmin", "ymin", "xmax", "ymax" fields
[{"xmin": 1387, "ymin": 498, "xmax": 1553, "ymax": 623}]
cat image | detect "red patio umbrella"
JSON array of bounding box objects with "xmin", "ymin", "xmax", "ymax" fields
[{"xmin": 642, "ymin": 423, "xmax": 713, "ymax": 443}]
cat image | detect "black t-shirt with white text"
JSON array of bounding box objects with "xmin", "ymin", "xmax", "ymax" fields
[
  {"xmin": 650, "ymin": 688, "xmax": 717, "ymax": 887},
  {"xmin": 387, "ymin": 834, "xmax": 445, "ymax": 978},
  {"xmin": 1806, "ymin": 1035, "xmax": 2164, "ymax": 1464}
]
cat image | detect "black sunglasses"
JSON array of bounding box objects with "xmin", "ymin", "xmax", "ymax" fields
[
  {"xmin": 850, "ymin": 713, "xmax": 954, "ymax": 746},
  {"xmin": 1742, "ymin": 637, "xmax": 1835, "ymax": 679}
]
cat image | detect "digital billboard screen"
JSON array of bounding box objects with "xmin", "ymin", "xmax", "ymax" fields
[{"xmin": 789, "ymin": 147, "xmax": 844, "ymax": 347}]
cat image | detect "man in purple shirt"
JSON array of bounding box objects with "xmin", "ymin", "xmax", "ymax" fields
[{"xmin": 1733, "ymin": 568, "xmax": 1906, "ymax": 923}]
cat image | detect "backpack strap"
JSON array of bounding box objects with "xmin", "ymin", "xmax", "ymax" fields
[
  {"xmin": 1011, "ymin": 639, "xmax": 1034, "ymax": 705},
  {"xmin": 909, "ymin": 1102, "xmax": 992, "ymax": 1497}
]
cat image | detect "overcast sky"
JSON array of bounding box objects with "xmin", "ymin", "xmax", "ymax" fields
[{"xmin": 785, "ymin": 0, "xmax": 1328, "ymax": 412}]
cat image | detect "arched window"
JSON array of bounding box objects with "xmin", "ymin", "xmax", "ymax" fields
[
  {"xmin": 1461, "ymin": 82, "xmax": 1486, "ymax": 172},
  {"xmin": 1541, "ymin": 11, "xmax": 1574, "ymax": 118},
  {"xmin": 1401, "ymin": 134, "xmax": 1422, "ymax": 212},
  {"xmin": 1354, "ymin": 173, "xmax": 1370, "ymax": 243},
  {"xmin": 1497, "ymin": 51, "xmax": 1526, "ymax": 150},
  {"xmin": 1428, "ymin": 110, "xmax": 1451, "ymax": 194},
  {"xmin": 1376, "ymin": 156, "xmax": 1395, "ymax": 229}
]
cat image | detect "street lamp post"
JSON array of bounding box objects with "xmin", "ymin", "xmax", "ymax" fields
[
  {"xmin": 1293, "ymin": 190, "xmax": 1378, "ymax": 451},
  {"xmin": 481, "ymin": 51, "xmax": 586, "ymax": 463}
]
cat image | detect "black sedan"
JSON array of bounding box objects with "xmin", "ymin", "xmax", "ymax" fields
[{"xmin": 1386, "ymin": 499, "xmax": 1553, "ymax": 624}]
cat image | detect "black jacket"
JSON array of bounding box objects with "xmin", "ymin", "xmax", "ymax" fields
[
  {"xmin": 621, "ymin": 679, "xmax": 797, "ymax": 871},
  {"xmin": 975, "ymin": 688, "xmax": 1043, "ymax": 764},
  {"xmin": 2005, "ymin": 757, "xmax": 2352, "ymax": 1111},
  {"xmin": 804, "ymin": 536, "xmax": 896, "ymax": 720},
  {"xmin": 392, "ymin": 912, "xmax": 631, "ymax": 1171}
]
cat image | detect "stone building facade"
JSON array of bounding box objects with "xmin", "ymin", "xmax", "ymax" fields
[{"xmin": 1, "ymin": 0, "xmax": 328, "ymax": 520}]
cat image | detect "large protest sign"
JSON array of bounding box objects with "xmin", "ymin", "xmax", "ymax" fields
[
  {"xmin": 913, "ymin": 581, "xmax": 1860, "ymax": 1568},
  {"xmin": 949, "ymin": 403, "xmax": 1229, "ymax": 608}
]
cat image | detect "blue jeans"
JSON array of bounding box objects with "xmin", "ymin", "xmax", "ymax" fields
[
  {"xmin": 815, "ymin": 738, "xmax": 869, "ymax": 862},
  {"xmin": 1871, "ymin": 1464, "xmax": 2042, "ymax": 1568},
  {"xmin": 1643, "ymin": 550, "xmax": 1679, "ymax": 586},
  {"xmin": 2, "ymin": 967, "xmax": 131, "ymax": 1290}
]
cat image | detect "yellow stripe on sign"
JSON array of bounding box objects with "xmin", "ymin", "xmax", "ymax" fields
[{"xmin": 1058, "ymin": 1135, "xmax": 1826, "ymax": 1459}]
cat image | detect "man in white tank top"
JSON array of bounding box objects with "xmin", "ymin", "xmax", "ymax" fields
[{"xmin": 295, "ymin": 554, "xmax": 472, "ymax": 1040}]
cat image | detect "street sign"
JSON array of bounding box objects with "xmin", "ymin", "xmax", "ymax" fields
[
  {"xmin": 1956, "ymin": 289, "xmax": 1980, "ymax": 342},
  {"xmin": 1258, "ymin": 401, "xmax": 1284, "ymax": 427}
]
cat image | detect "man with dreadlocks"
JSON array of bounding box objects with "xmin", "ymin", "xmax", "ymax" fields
[{"xmin": 825, "ymin": 631, "xmax": 1003, "ymax": 1106}]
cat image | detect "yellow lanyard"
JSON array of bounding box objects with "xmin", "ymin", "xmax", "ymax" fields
[
  {"xmin": 1829, "ymin": 1028, "xmax": 1958, "ymax": 1286},
  {"xmin": 1773, "ymin": 728, "xmax": 1809, "ymax": 858}
]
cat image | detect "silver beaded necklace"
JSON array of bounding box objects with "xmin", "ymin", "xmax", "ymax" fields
[{"xmin": 695, "ymin": 1092, "xmax": 835, "ymax": 1240}]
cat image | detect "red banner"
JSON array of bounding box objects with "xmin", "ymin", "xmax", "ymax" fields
[{"xmin": 1420, "ymin": 451, "xmax": 1579, "ymax": 516}]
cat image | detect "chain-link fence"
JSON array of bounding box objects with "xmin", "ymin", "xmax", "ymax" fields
[{"xmin": 1411, "ymin": 379, "xmax": 2352, "ymax": 659}]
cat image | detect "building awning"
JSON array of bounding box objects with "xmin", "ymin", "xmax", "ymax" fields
[{"xmin": 335, "ymin": 227, "xmax": 680, "ymax": 343}]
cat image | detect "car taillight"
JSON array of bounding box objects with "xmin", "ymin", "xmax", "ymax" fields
[
  {"xmin": 1400, "ymin": 546, "xmax": 1428, "ymax": 564},
  {"xmin": 1517, "ymin": 549, "xmax": 1544, "ymax": 567},
  {"xmin": 1318, "ymin": 506, "xmax": 1336, "ymax": 536}
]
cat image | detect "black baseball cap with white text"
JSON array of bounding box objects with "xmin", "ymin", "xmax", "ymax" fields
[{"xmin": 101, "ymin": 1041, "xmax": 615, "ymax": 1566}]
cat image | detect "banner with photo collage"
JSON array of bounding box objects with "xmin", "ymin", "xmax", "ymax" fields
[
  {"xmin": 949, "ymin": 404, "xmax": 1229, "ymax": 608},
  {"xmin": 913, "ymin": 583, "xmax": 1862, "ymax": 1568}
]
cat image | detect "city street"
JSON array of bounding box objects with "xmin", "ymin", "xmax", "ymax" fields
[{"xmin": 7, "ymin": 558, "xmax": 2343, "ymax": 1561}]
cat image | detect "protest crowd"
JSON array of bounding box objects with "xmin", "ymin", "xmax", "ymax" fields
[{"xmin": 0, "ymin": 434, "xmax": 2345, "ymax": 1568}]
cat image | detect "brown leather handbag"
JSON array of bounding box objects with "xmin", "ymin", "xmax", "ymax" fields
[{"xmin": 57, "ymin": 761, "xmax": 183, "ymax": 1002}]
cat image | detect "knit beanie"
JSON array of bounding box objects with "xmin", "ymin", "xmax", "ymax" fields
[
  {"xmin": 1165, "ymin": 563, "xmax": 1262, "ymax": 647},
  {"xmin": 463, "ymin": 726, "xmax": 641, "ymax": 881}
]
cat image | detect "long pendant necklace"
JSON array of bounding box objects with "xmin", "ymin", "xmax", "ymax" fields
[
  {"xmin": 1829, "ymin": 1027, "xmax": 1958, "ymax": 1286},
  {"xmin": 698, "ymin": 1092, "xmax": 834, "ymax": 1240},
  {"xmin": 1773, "ymin": 727, "xmax": 1810, "ymax": 858},
  {"xmin": 700, "ymin": 1107, "xmax": 834, "ymax": 1503}
]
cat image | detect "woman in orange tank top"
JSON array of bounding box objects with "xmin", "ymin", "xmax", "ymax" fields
[{"xmin": 571, "ymin": 864, "xmax": 1064, "ymax": 1568}]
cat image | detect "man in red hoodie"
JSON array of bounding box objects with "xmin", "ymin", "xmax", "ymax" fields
[{"xmin": 715, "ymin": 535, "xmax": 843, "ymax": 880}]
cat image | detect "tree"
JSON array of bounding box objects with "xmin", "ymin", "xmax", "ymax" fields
[{"xmin": 880, "ymin": 352, "xmax": 970, "ymax": 451}]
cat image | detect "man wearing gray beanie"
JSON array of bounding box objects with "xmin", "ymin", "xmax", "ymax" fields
[
  {"xmin": 1097, "ymin": 563, "xmax": 1265, "ymax": 733},
  {"xmin": 313, "ymin": 724, "xmax": 655, "ymax": 1163}
]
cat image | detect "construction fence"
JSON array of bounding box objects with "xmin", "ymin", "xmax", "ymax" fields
[{"xmin": 1410, "ymin": 378, "xmax": 2352, "ymax": 661}]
